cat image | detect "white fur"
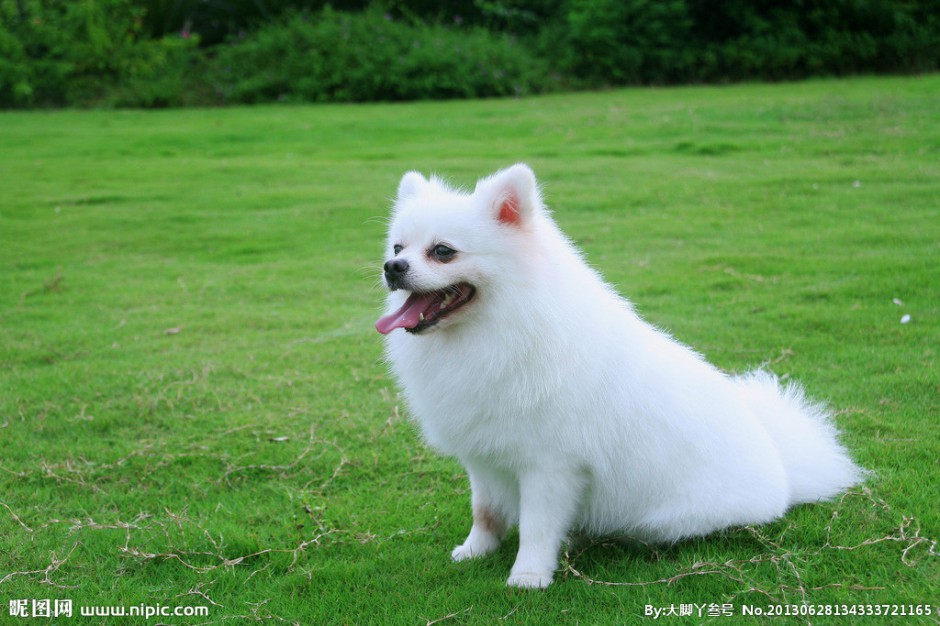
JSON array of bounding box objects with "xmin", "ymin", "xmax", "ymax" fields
[{"xmin": 379, "ymin": 164, "xmax": 865, "ymax": 589}]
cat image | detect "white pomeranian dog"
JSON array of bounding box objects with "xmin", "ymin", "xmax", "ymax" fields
[{"xmin": 375, "ymin": 164, "xmax": 864, "ymax": 589}]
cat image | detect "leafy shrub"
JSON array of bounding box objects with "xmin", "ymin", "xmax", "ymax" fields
[
  {"xmin": 1, "ymin": 0, "xmax": 938, "ymax": 108},
  {"xmin": 556, "ymin": 0, "xmax": 940, "ymax": 86},
  {"xmin": 689, "ymin": 0, "xmax": 940, "ymax": 82},
  {"xmin": 101, "ymin": 36, "xmax": 211, "ymax": 108},
  {"xmin": 562, "ymin": 0, "xmax": 694, "ymax": 86},
  {"xmin": 212, "ymin": 7, "xmax": 554, "ymax": 103},
  {"xmin": 0, "ymin": 0, "xmax": 198, "ymax": 108}
]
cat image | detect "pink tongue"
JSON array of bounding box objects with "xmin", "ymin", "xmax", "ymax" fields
[{"xmin": 375, "ymin": 292, "xmax": 437, "ymax": 335}]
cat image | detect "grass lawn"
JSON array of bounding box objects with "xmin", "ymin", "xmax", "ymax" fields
[{"xmin": 1, "ymin": 75, "xmax": 937, "ymax": 624}]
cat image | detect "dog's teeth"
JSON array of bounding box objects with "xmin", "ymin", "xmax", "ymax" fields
[{"xmin": 419, "ymin": 313, "xmax": 425, "ymax": 322}]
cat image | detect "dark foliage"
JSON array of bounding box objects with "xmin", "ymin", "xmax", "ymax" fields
[
  {"xmin": 1, "ymin": 0, "xmax": 937, "ymax": 108},
  {"xmin": 210, "ymin": 8, "xmax": 554, "ymax": 103},
  {"xmin": 0, "ymin": 0, "xmax": 199, "ymax": 107}
]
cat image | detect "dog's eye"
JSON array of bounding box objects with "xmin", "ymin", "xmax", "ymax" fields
[
  {"xmin": 393, "ymin": 244, "xmax": 403, "ymax": 255},
  {"xmin": 431, "ymin": 244, "xmax": 457, "ymax": 261}
]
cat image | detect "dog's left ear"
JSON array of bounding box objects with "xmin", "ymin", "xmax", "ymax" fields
[{"xmin": 476, "ymin": 163, "xmax": 539, "ymax": 227}]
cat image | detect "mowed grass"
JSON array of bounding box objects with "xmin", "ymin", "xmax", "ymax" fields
[{"xmin": 1, "ymin": 75, "xmax": 938, "ymax": 624}]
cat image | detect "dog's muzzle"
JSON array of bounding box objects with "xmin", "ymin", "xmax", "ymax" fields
[{"xmin": 384, "ymin": 258, "xmax": 409, "ymax": 290}]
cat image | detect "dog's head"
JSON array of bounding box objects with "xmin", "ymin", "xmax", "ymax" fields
[{"xmin": 375, "ymin": 163, "xmax": 542, "ymax": 335}]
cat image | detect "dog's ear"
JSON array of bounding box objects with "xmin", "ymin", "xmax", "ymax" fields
[
  {"xmin": 476, "ymin": 163, "xmax": 539, "ymax": 227},
  {"xmin": 397, "ymin": 171, "xmax": 428, "ymax": 201}
]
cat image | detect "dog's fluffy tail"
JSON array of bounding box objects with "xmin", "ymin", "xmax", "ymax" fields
[{"xmin": 735, "ymin": 371, "xmax": 867, "ymax": 506}]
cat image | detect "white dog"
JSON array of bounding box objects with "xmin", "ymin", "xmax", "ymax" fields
[{"xmin": 376, "ymin": 164, "xmax": 864, "ymax": 588}]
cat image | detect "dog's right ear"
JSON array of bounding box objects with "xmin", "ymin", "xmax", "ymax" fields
[{"xmin": 397, "ymin": 171, "xmax": 428, "ymax": 201}]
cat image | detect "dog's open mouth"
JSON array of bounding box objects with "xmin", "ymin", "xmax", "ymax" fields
[{"xmin": 375, "ymin": 283, "xmax": 476, "ymax": 335}]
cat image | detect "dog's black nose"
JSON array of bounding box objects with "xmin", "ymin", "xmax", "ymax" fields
[{"xmin": 384, "ymin": 258, "xmax": 409, "ymax": 287}]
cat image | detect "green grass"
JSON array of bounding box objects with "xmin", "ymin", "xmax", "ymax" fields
[{"xmin": 1, "ymin": 75, "xmax": 938, "ymax": 625}]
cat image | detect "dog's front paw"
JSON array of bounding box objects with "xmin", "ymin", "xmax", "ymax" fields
[
  {"xmin": 451, "ymin": 543, "xmax": 477, "ymax": 562},
  {"xmin": 506, "ymin": 571, "xmax": 553, "ymax": 589},
  {"xmin": 451, "ymin": 528, "xmax": 501, "ymax": 562},
  {"xmin": 451, "ymin": 540, "xmax": 495, "ymax": 562}
]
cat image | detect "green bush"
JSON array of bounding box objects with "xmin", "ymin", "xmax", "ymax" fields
[
  {"xmin": 0, "ymin": 0, "xmax": 198, "ymax": 108},
  {"xmin": 1, "ymin": 0, "xmax": 937, "ymax": 108},
  {"xmin": 557, "ymin": 0, "xmax": 940, "ymax": 86},
  {"xmin": 562, "ymin": 0, "xmax": 694, "ymax": 85},
  {"xmin": 212, "ymin": 7, "xmax": 554, "ymax": 103},
  {"xmin": 690, "ymin": 0, "xmax": 940, "ymax": 82},
  {"xmin": 101, "ymin": 36, "xmax": 211, "ymax": 108}
]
